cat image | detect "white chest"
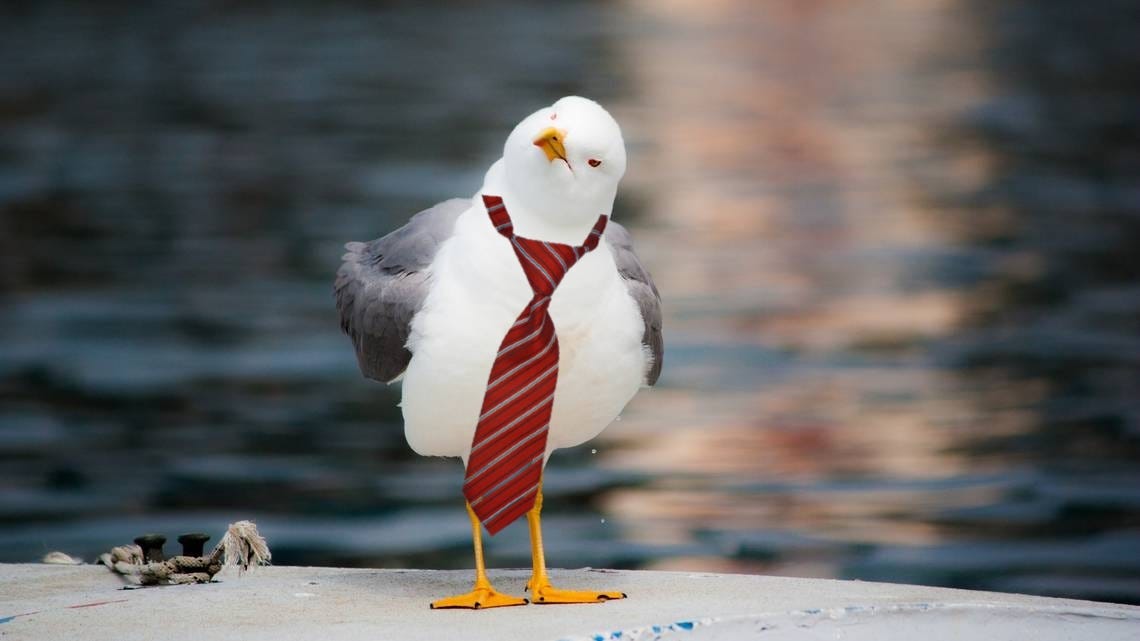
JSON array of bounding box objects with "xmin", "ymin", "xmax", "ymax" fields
[{"xmin": 399, "ymin": 207, "xmax": 648, "ymax": 462}]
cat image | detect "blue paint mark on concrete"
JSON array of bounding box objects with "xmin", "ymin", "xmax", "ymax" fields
[
  {"xmin": 0, "ymin": 616, "xmax": 15, "ymax": 625},
  {"xmin": 580, "ymin": 617, "xmax": 702, "ymax": 641}
]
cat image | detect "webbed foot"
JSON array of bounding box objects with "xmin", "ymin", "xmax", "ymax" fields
[
  {"xmin": 430, "ymin": 584, "xmax": 528, "ymax": 610},
  {"xmin": 527, "ymin": 578, "xmax": 626, "ymax": 605}
]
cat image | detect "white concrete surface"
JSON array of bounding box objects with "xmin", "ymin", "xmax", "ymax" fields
[{"xmin": 1, "ymin": 564, "xmax": 1137, "ymax": 641}]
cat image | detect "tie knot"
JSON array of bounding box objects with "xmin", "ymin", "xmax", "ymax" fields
[
  {"xmin": 512, "ymin": 236, "xmax": 573, "ymax": 296},
  {"xmin": 483, "ymin": 194, "xmax": 609, "ymax": 296}
]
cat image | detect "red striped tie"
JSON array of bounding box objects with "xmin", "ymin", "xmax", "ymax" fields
[{"xmin": 463, "ymin": 194, "xmax": 608, "ymax": 535}]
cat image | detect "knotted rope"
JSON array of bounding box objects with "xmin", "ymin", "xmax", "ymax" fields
[{"xmin": 99, "ymin": 520, "xmax": 271, "ymax": 586}]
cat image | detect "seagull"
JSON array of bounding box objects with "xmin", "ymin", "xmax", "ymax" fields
[{"xmin": 335, "ymin": 96, "xmax": 662, "ymax": 609}]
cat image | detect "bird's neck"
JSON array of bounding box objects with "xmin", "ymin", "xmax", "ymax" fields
[
  {"xmin": 504, "ymin": 201, "xmax": 603, "ymax": 244},
  {"xmin": 481, "ymin": 161, "xmax": 609, "ymax": 245}
]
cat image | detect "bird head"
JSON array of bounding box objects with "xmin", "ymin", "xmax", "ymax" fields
[{"xmin": 501, "ymin": 96, "xmax": 627, "ymax": 230}]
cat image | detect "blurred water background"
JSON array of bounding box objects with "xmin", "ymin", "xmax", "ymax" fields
[{"xmin": 2, "ymin": 0, "xmax": 1139, "ymax": 605}]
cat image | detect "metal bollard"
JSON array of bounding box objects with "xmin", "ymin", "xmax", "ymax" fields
[
  {"xmin": 178, "ymin": 532, "xmax": 211, "ymax": 557},
  {"xmin": 134, "ymin": 533, "xmax": 167, "ymax": 563}
]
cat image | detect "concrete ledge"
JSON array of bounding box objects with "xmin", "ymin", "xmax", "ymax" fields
[{"xmin": 1, "ymin": 564, "xmax": 1137, "ymax": 640}]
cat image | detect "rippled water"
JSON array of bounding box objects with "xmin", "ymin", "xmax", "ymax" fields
[{"xmin": 2, "ymin": 0, "xmax": 1138, "ymax": 605}]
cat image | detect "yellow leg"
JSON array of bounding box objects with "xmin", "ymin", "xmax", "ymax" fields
[
  {"xmin": 430, "ymin": 502, "xmax": 528, "ymax": 610},
  {"xmin": 525, "ymin": 482, "xmax": 627, "ymax": 604}
]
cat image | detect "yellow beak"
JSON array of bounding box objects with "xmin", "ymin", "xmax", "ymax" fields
[{"xmin": 533, "ymin": 127, "xmax": 569, "ymax": 163}]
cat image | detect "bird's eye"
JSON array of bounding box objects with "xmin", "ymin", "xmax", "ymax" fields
[{"xmin": 588, "ymin": 158, "xmax": 602, "ymax": 167}]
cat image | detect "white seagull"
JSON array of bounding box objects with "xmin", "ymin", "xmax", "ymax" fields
[{"xmin": 335, "ymin": 96, "xmax": 662, "ymax": 609}]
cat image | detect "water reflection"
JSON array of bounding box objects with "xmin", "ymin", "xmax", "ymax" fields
[
  {"xmin": 1, "ymin": 0, "xmax": 1137, "ymax": 606},
  {"xmin": 598, "ymin": 0, "xmax": 1140, "ymax": 603}
]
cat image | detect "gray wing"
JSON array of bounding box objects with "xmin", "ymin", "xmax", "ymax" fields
[
  {"xmin": 605, "ymin": 221, "xmax": 664, "ymax": 386},
  {"xmin": 334, "ymin": 198, "xmax": 469, "ymax": 383}
]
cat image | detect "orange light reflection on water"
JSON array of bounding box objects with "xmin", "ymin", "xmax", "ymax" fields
[{"xmin": 593, "ymin": 0, "xmax": 1036, "ymax": 576}]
